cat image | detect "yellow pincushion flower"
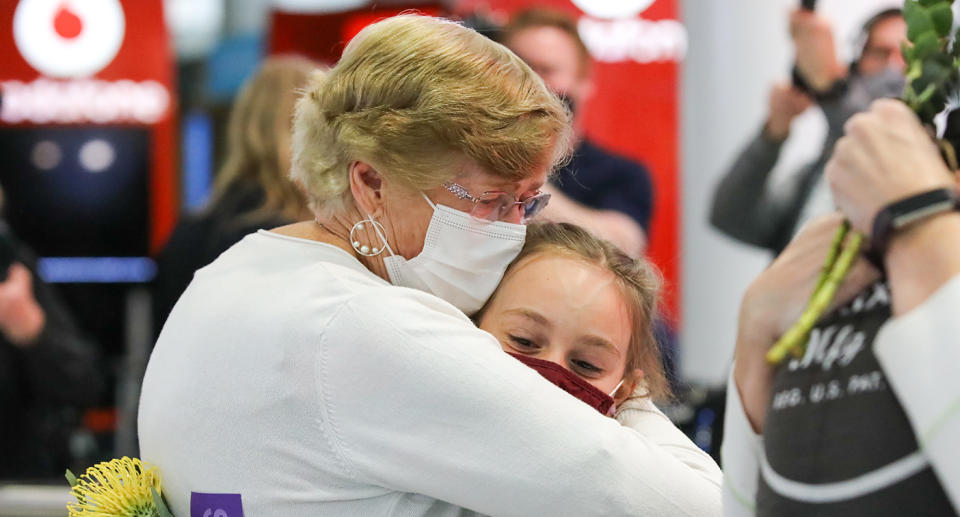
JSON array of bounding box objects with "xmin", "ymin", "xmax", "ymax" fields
[{"xmin": 67, "ymin": 457, "xmax": 169, "ymax": 516}]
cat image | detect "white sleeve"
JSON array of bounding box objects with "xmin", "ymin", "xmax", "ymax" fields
[
  {"xmin": 874, "ymin": 273, "xmax": 960, "ymax": 513},
  {"xmin": 320, "ymin": 290, "xmax": 722, "ymax": 517},
  {"xmin": 615, "ymin": 397, "xmax": 723, "ymax": 487},
  {"xmin": 720, "ymin": 371, "xmax": 761, "ymax": 517}
]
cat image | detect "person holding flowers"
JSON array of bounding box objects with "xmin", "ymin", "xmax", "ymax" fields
[
  {"xmin": 723, "ymin": 98, "xmax": 960, "ymax": 516},
  {"xmin": 724, "ymin": 1, "xmax": 960, "ymax": 513}
]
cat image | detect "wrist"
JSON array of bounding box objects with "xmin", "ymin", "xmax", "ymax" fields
[
  {"xmin": 733, "ymin": 303, "xmax": 776, "ymax": 432},
  {"xmin": 884, "ymin": 211, "xmax": 960, "ymax": 315},
  {"xmin": 871, "ymin": 188, "xmax": 959, "ymax": 257},
  {"xmin": 732, "ymin": 358, "xmax": 773, "ymax": 433}
]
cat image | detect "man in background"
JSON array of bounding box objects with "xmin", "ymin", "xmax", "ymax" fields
[
  {"xmin": 501, "ymin": 8, "xmax": 653, "ymax": 258},
  {"xmin": 711, "ymin": 8, "xmax": 907, "ymax": 254}
]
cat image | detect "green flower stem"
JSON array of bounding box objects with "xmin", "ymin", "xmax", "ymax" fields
[
  {"xmin": 814, "ymin": 222, "xmax": 849, "ymax": 295},
  {"xmin": 766, "ymin": 230, "xmax": 864, "ymax": 365}
]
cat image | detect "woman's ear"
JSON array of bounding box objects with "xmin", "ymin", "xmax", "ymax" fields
[
  {"xmin": 349, "ymin": 161, "xmax": 385, "ymax": 216},
  {"xmin": 614, "ymin": 368, "xmax": 645, "ymax": 404}
]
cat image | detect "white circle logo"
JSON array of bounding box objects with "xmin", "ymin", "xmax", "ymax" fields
[
  {"xmin": 13, "ymin": 0, "xmax": 125, "ymax": 78},
  {"xmin": 571, "ymin": 0, "xmax": 656, "ymax": 19},
  {"xmin": 79, "ymin": 139, "xmax": 116, "ymax": 172}
]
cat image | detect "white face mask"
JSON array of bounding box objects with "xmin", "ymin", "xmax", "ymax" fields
[{"xmin": 380, "ymin": 194, "xmax": 526, "ymax": 314}]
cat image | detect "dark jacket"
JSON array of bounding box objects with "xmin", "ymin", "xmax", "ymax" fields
[{"xmin": 553, "ymin": 139, "xmax": 655, "ymax": 233}]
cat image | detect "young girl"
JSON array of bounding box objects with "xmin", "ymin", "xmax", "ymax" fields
[
  {"xmin": 476, "ymin": 222, "xmax": 720, "ymax": 486},
  {"xmin": 476, "ymin": 222, "xmax": 670, "ymax": 414}
]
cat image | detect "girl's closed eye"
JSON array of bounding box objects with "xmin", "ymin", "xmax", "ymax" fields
[
  {"xmin": 570, "ymin": 358, "xmax": 603, "ymax": 377},
  {"xmin": 507, "ymin": 334, "xmax": 540, "ymax": 352}
]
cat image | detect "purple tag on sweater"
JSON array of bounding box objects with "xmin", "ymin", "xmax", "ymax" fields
[{"xmin": 190, "ymin": 492, "xmax": 244, "ymax": 517}]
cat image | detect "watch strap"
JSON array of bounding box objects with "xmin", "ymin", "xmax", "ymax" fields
[
  {"xmin": 791, "ymin": 66, "xmax": 848, "ymax": 102},
  {"xmin": 870, "ymin": 188, "xmax": 959, "ymax": 256}
]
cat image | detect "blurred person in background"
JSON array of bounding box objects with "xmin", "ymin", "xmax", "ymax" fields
[
  {"xmin": 0, "ymin": 185, "xmax": 103, "ymax": 479},
  {"xmin": 153, "ymin": 56, "xmax": 315, "ymax": 333},
  {"xmin": 711, "ymin": 8, "xmax": 906, "ymax": 255},
  {"xmin": 500, "ymin": 8, "xmax": 652, "ymax": 258}
]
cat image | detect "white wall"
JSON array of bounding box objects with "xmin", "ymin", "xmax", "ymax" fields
[{"xmin": 679, "ymin": 0, "xmax": 901, "ymax": 386}]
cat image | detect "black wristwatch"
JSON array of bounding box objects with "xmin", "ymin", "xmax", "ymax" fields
[{"xmin": 870, "ymin": 188, "xmax": 960, "ymax": 256}]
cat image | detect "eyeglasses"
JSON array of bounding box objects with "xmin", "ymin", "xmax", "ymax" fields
[{"xmin": 443, "ymin": 181, "xmax": 551, "ymax": 223}]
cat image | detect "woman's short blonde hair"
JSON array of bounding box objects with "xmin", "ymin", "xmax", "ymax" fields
[
  {"xmin": 478, "ymin": 222, "xmax": 671, "ymax": 401},
  {"xmin": 291, "ymin": 15, "xmax": 571, "ymax": 215}
]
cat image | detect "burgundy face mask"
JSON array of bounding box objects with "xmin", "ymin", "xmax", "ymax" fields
[{"xmin": 508, "ymin": 353, "xmax": 616, "ymax": 416}]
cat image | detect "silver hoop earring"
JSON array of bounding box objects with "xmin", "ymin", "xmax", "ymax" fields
[{"xmin": 349, "ymin": 218, "xmax": 388, "ymax": 256}]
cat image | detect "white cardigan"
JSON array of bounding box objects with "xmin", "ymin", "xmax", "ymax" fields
[
  {"xmin": 139, "ymin": 230, "xmax": 721, "ymax": 516},
  {"xmin": 721, "ymin": 274, "xmax": 960, "ymax": 515}
]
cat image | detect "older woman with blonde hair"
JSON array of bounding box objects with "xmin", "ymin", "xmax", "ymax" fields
[{"xmin": 139, "ymin": 15, "xmax": 720, "ymax": 516}]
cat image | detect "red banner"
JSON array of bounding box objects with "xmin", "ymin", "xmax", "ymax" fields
[{"xmin": 269, "ymin": 3, "xmax": 444, "ymax": 64}]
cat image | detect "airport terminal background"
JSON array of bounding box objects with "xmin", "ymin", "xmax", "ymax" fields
[{"xmin": 0, "ymin": 0, "xmax": 907, "ymax": 510}]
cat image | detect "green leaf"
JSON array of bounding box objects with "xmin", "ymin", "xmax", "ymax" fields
[
  {"xmin": 906, "ymin": 59, "xmax": 924, "ymax": 82},
  {"xmin": 904, "ymin": 0, "xmax": 919, "ymax": 19},
  {"xmin": 906, "ymin": 6, "xmax": 935, "ymax": 43},
  {"xmin": 65, "ymin": 469, "xmax": 78, "ymax": 488},
  {"xmin": 932, "ymin": 50, "xmax": 954, "ymax": 67},
  {"xmin": 902, "ymin": 40, "xmax": 916, "ymax": 63},
  {"xmin": 151, "ymin": 487, "xmax": 174, "ymax": 517},
  {"xmin": 918, "ymin": 0, "xmax": 946, "ymax": 7},
  {"xmin": 913, "ymin": 31, "xmax": 941, "ymax": 59},
  {"xmin": 930, "ymin": 4, "xmax": 953, "ymax": 38},
  {"xmin": 922, "ymin": 59, "xmax": 953, "ymax": 84}
]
